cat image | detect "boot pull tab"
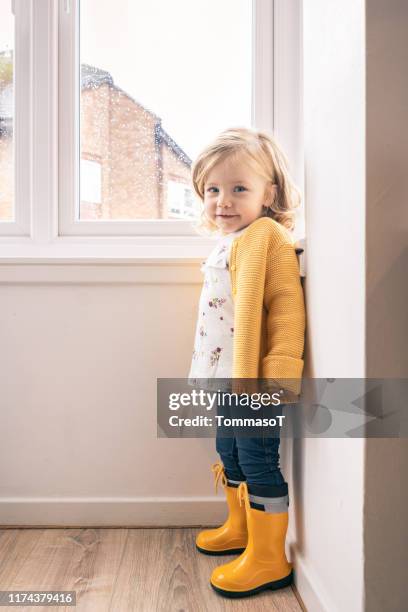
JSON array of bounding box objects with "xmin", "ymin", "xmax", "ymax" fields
[
  {"xmin": 237, "ymin": 481, "xmax": 250, "ymax": 510},
  {"xmin": 211, "ymin": 461, "xmax": 227, "ymax": 493}
]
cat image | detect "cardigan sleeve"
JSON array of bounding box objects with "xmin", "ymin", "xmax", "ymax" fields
[{"xmin": 261, "ymin": 241, "xmax": 306, "ymax": 396}]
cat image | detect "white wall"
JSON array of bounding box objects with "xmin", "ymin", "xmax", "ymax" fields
[
  {"xmin": 365, "ymin": 1, "xmax": 408, "ymax": 611},
  {"xmin": 0, "ymin": 262, "xmax": 227, "ymax": 526},
  {"xmin": 300, "ymin": 1, "xmax": 408, "ymax": 611},
  {"xmin": 298, "ymin": 1, "xmax": 366, "ymax": 611}
]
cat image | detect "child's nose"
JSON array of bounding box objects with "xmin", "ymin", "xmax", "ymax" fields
[{"xmin": 218, "ymin": 193, "xmax": 232, "ymax": 207}]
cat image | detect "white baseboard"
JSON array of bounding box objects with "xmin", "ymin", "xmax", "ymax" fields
[{"xmin": 0, "ymin": 496, "xmax": 227, "ymax": 528}]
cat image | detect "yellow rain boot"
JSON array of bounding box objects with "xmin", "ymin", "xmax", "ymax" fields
[
  {"xmin": 196, "ymin": 462, "xmax": 248, "ymax": 555},
  {"xmin": 210, "ymin": 481, "xmax": 293, "ymax": 597}
]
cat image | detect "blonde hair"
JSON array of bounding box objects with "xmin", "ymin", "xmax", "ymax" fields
[{"xmin": 190, "ymin": 126, "xmax": 301, "ymax": 236}]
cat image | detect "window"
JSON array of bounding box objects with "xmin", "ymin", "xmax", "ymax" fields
[
  {"xmin": 0, "ymin": 1, "xmax": 303, "ymax": 253},
  {"xmin": 167, "ymin": 180, "xmax": 197, "ymax": 220},
  {"xmin": 59, "ymin": 0, "xmax": 253, "ymax": 235},
  {"xmin": 0, "ymin": 0, "xmax": 33, "ymax": 238},
  {"xmin": 80, "ymin": 158, "xmax": 102, "ymax": 218}
]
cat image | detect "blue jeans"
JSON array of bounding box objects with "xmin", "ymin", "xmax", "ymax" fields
[{"xmin": 215, "ymin": 396, "xmax": 288, "ymax": 495}]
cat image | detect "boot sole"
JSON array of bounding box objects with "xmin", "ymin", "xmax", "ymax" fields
[
  {"xmin": 196, "ymin": 544, "xmax": 246, "ymax": 556},
  {"xmin": 210, "ymin": 569, "xmax": 294, "ymax": 598}
]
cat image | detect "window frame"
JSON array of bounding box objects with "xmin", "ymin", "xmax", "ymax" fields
[
  {"xmin": 0, "ymin": 0, "xmax": 303, "ymax": 258},
  {"xmin": 0, "ymin": 0, "xmax": 32, "ymax": 237}
]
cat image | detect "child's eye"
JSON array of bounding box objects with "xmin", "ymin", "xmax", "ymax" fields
[{"xmin": 206, "ymin": 186, "xmax": 247, "ymax": 193}]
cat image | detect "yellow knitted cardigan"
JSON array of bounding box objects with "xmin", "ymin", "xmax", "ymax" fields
[{"xmin": 228, "ymin": 216, "xmax": 306, "ymax": 399}]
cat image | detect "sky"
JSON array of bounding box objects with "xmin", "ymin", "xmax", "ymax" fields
[
  {"xmin": 1, "ymin": 0, "xmax": 252, "ymax": 161},
  {"xmin": 0, "ymin": 1, "xmax": 13, "ymax": 53}
]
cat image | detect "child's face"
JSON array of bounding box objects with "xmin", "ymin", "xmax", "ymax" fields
[{"xmin": 203, "ymin": 154, "xmax": 276, "ymax": 234}]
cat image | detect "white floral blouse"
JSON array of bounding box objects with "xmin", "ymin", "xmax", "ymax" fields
[{"xmin": 188, "ymin": 227, "xmax": 247, "ymax": 390}]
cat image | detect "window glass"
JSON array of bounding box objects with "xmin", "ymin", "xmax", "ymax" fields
[
  {"xmin": 0, "ymin": 1, "xmax": 14, "ymax": 222},
  {"xmin": 167, "ymin": 179, "xmax": 198, "ymax": 219},
  {"xmin": 79, "ymin": 0, "xmax": 252, "ymax": 221}
]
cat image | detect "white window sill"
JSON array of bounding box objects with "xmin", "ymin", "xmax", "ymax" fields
[
  {"xmin": 0, "ymin": 235, "xmax": 218, "ymax": 264},
  {"xmin": 0, "ymin": 236, "xmax": 306, "ymax": 284}
]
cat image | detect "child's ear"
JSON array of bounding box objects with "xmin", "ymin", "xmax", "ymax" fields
[{"xmin": 265, "ymin": 182, "xmax": 278, "ymax": 204}]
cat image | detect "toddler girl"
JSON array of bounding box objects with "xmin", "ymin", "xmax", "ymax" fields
[{"xmin": 188, "ymin": 127, "xmax": 306, "ymax": 598}]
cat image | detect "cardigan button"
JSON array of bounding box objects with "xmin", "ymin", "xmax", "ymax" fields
[{"xmin": 230, "ymin": 264, "xmax": 236, "ymax": 271}]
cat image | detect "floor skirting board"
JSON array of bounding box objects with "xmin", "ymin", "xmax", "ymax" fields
[{"xmin": 0, "ymin": 497, "xmax": 232, "ymax": 528}]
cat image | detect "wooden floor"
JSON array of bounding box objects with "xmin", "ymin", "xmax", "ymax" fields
[{"xmin": 0, "ymin": 528, "xmax": 304, "ymax": 611}]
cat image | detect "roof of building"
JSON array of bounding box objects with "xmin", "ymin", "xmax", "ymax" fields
[{"xmin": 155, "ymin": 124, "xmax": 191, "ymax": 166}]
